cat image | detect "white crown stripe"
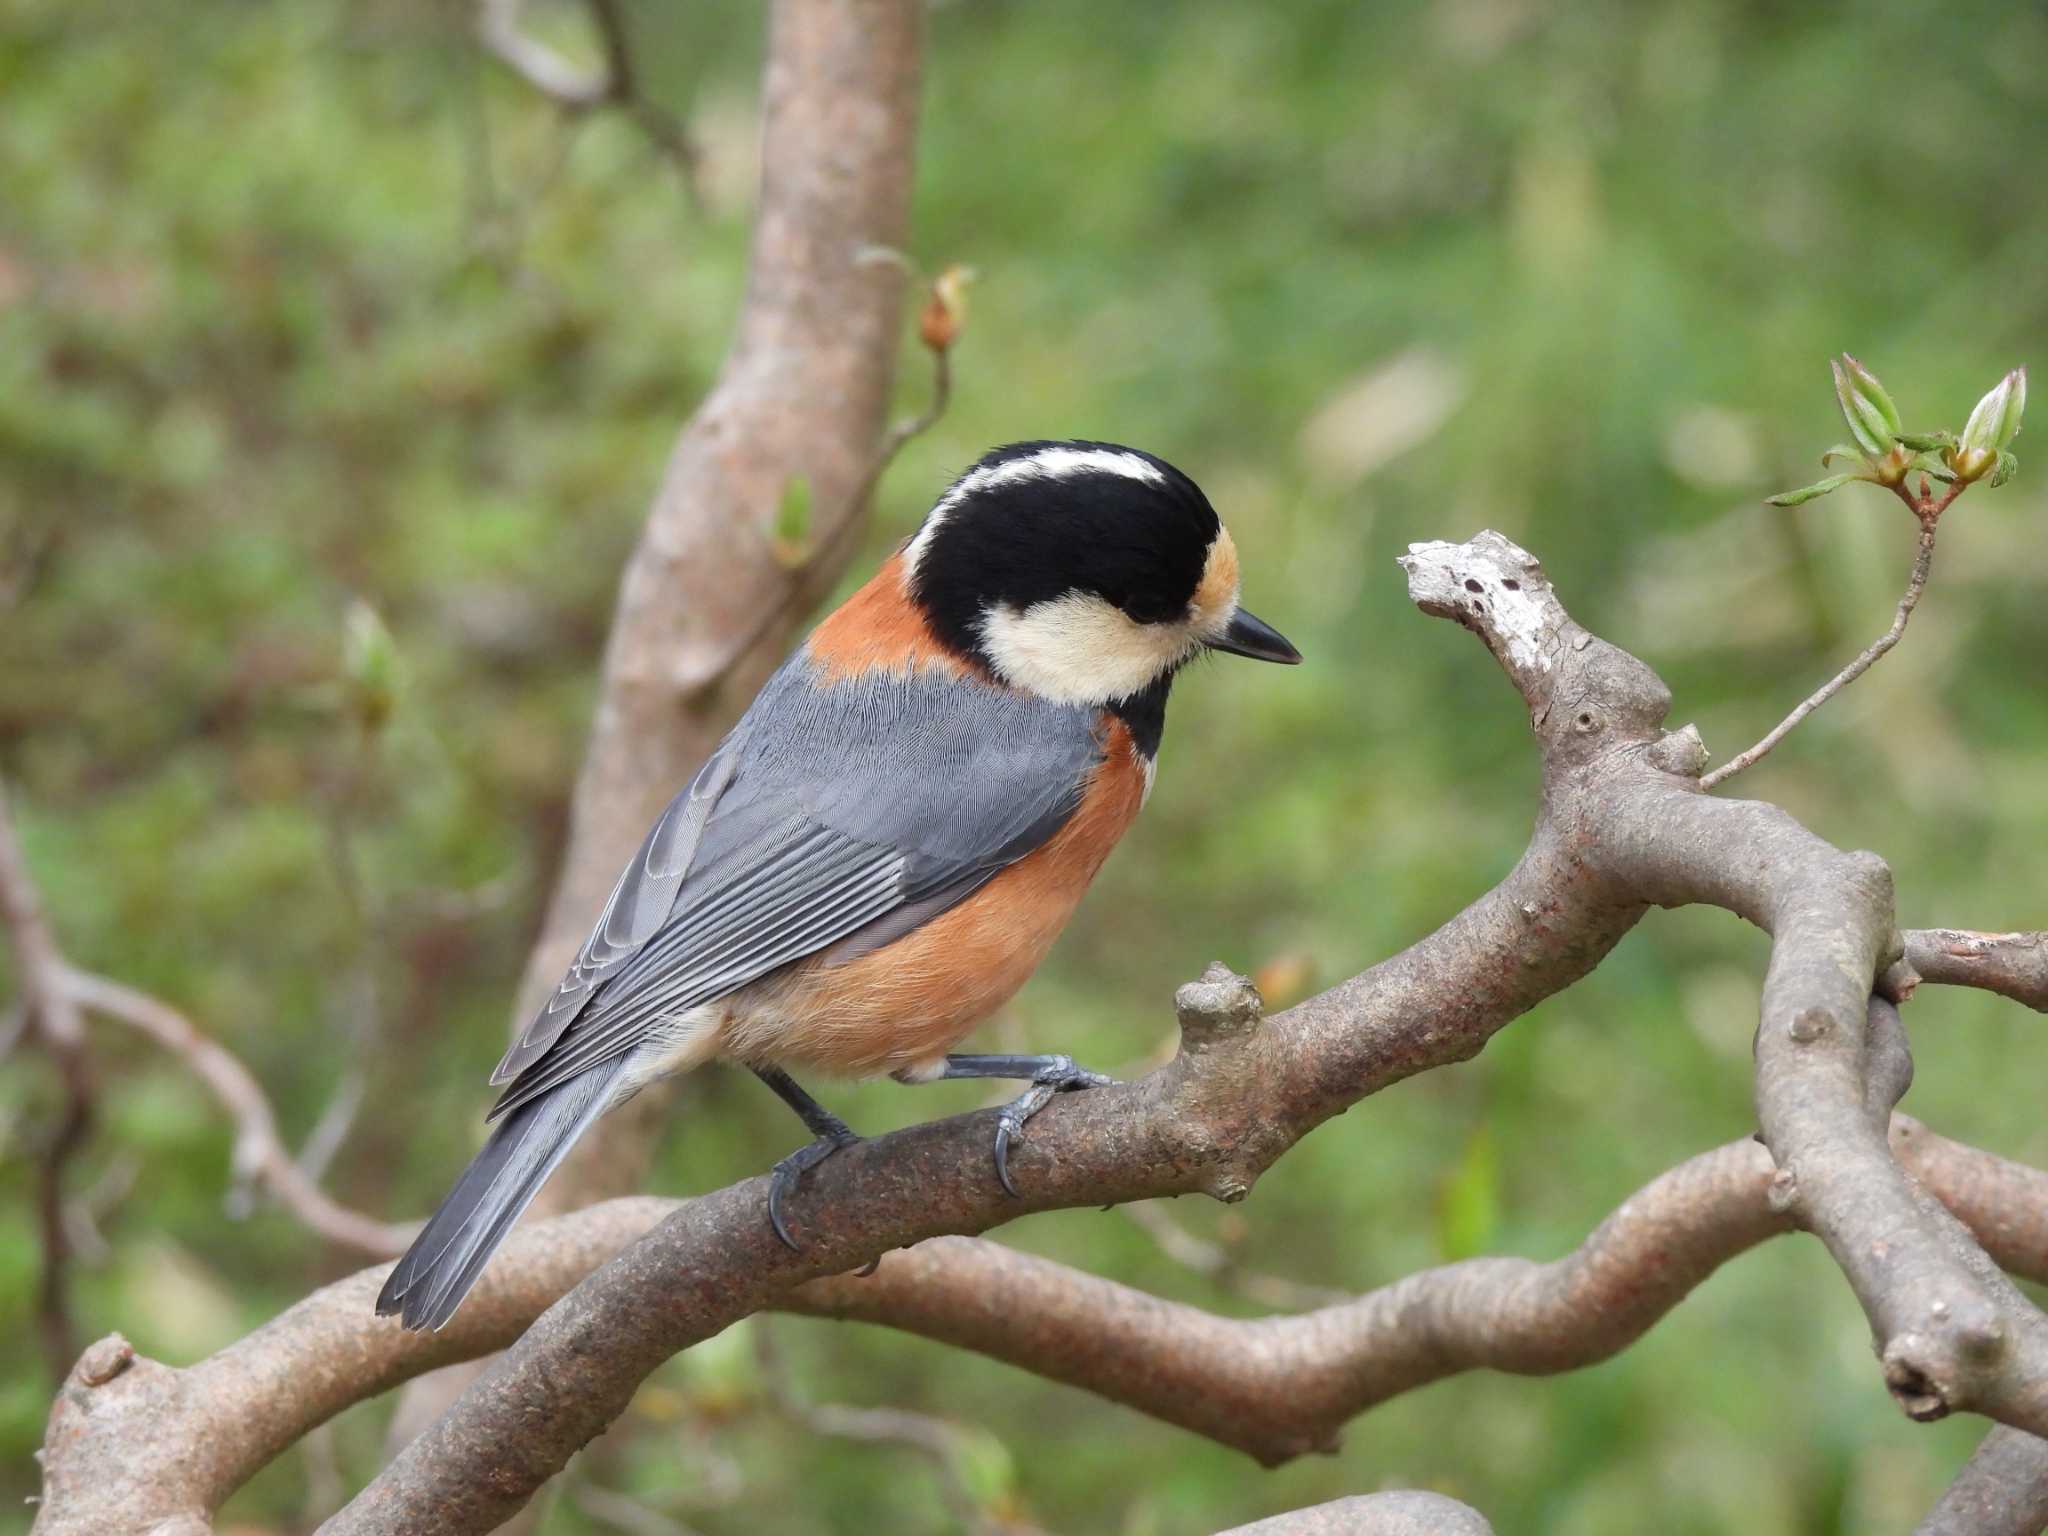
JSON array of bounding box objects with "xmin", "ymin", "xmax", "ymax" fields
[{"xmin": 902, "ymin": 446, "xmax": 1167, "ymax": 579}]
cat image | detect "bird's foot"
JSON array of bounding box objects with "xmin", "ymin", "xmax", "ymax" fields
[
  {"xmin": 988, "ymin": 1055, "xmax": 1110, "ymax": 1199},
  {"xmin": 767, "ymin": 1124, "xmax": 860, "ymax": 1249}
]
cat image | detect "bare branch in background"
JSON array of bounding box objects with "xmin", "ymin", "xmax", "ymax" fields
[
  {"xmin": 60, "ymin": 970, "xmax": 413, "ymax": 1258},
  {"xmin": 714, "ymin": 269, "xmax": 962, "ymax": 669},
  {"xmin": 1120, "ymin": 1200, "xmax": 1349, "ymax": 1312},
  {"xmin": 1, "ymin": 780, "xmax": 97, "ymax": 1379},
  {"xmin": 571, "ymin": 1483, "xmax": 705, "ymax": 1536},
  {"xmin": 475, "ymin": 0, "xmax": 703, "ymax": 208},
  {"xmin": 2, "ymin": 775, "xmax": 409, "ymax": 1270},
  {"xmin": 752, "ymin": 1317, "xmax": 1028, "ymax": 1536}
]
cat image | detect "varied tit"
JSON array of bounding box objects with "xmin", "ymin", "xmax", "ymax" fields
[{"xmin": 378, "ymin": 440, "xmax": 1300, "ymax": 1330}]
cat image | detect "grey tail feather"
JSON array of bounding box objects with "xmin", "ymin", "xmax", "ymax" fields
[{"xmin": 376, "ymin": 1057, "xmax": 627, "ymax": 1332}]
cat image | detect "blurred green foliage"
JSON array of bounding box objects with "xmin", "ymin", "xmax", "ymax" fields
[{"xmin": 4, "ymin": 1, "xmax": 2047, "ymax": 1532}]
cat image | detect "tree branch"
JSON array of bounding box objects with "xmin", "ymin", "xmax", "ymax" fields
[
  {"xmin": 1916, "ymin": 1426, "xmax": 2048, "ymax": 1536},
  {"xmin": 1702, "ymin": 479, "xmax": 1957, "ymax": 790},
  {"xmin": 31, "ymin": 1117, "xmax": 2048, "ymax": 1534},
  {"xmin": 37, "ymin": 525, "xmax": 2048, "ymax": 1530},
  {"xmin": 1217, "ymin": 1492, "xmax": 1495, "ymax": 1535},
  {"xmin": 1903, "ymin": 929, "xmax": 2048, "ymax": 1014},
  {"xmin": 58, "ymin": 969, "xmax": 413, "ymax": 1258},
  {"xmin": 329, "ymin": 531, "xmax": 2048, "ymax": 1529},
  {"xmin": 476, "ymin": 0, "xmax": 703, "ymax": 204},
  {"xmin": 2, "ymin": 793, "xmax": 96, "ymax": 1380}
]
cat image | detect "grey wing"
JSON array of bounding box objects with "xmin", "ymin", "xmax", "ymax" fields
[
  {"xmin": 489, "ymin": 740, "xmax": 743, "ymax": 1086},
  {"xmin": 486, "ymin": 657, "xmax": 1102, "ymax": 1119}
]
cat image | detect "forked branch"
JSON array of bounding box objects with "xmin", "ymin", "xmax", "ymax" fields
[{"xmin": 31, "ymin": 529, "xmax": 2048, "ymax": 1533}]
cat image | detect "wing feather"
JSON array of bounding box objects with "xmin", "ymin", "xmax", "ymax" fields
[
  {"xmin": 491, "ymin": 745, "xmax": 741, "ymax": 1085},
  {"xmin": 486, "ymin": 656, "xmax": 1105, "ymax": 1117}
]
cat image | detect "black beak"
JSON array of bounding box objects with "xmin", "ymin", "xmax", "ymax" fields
[{"xmin": 1206, "ymin": 608, "xmax": 1302, "ymax": 665}]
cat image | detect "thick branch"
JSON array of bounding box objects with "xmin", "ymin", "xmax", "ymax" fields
[
  {"xmin": 1591, "ymin": 766, "xmax": 2048, "ymax": 1430},
  {"xmin": 42, "ymin": 527, "xmax": 2048, "ymax": 1530},
  {"xmin": 1916, "ymin": 1426, "xmax": 2048, "ymax": 1536},
  {"xmin": 33, "ymin": 1118, "xmax": 2048, "ymax": 1534}
]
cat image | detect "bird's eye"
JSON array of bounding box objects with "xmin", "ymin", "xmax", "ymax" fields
[{"xmin": 1116, "ymin": 590, "xmax": 1184, "ymax": 625}]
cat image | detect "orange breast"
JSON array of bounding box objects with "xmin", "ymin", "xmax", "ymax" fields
[{"xmin": 720, "ymin": 717, "xmax": 1149, "ymax": 1078}]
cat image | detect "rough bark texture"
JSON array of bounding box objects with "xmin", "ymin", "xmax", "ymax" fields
[{"xmin": 1916, "ymin": 1426, "xmax": 2048, "ymax": 1536}]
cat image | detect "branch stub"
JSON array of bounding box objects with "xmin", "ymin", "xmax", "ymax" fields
[
  {"xmin": 1174, "ymin": 963, "xmax": 1263, "ymax": 1045},
  {"xmin": 72, "ymin": 1333, "xmax": 133, "ymax": 1389}
]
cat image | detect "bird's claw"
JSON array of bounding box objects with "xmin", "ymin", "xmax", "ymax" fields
[
  {"xmin": 991, "ymin": 1056, "xmax": 1110, "ymax": 1199},
  {"xmin": 767, "ymin": 1127, "xmax": 860, "ymax": 1249}
]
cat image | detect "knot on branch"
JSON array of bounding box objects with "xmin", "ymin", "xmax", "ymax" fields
[
  {"xmin": 71, "ymin": 1332, "xmax": 134, "ymax": 1389},
  {"xmin": 1174, "ymin": 962, "xmax": 1263, "ymax": 1048},
  {"xmin": 1884, "ymin": 1305, "xmax": 2008, "ymax": 1422},
  {"xmin": 1646, "ymin": 723, "xmax": 1707, "ymax": 778}
]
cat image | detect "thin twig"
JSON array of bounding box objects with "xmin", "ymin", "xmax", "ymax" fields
[
  {"xmin": 1, "ymin": 780, "xmax": 409, "ymax": 1262},
  {"xmin": 1702, "ymin": 511, "xmax": 1942, "ymax": 789},
  {"xmin": 752, "ymin": 1316, "xmax": 1019, "ymax": 1536},
  {"xmin": 689, "ymin": 335, "xmax": 955, "ymax": 691},
  {"xmin": 288, "ymin": 720, "xmax": 383, "ymax": 1195},
  {"xmin": 1121, "ymin": 1200, "xmax": 1349, "ymax": 1312},
  {"xmin": 61, "ymin": 969, "xmax": 413, "ymax": 1257},
  {"xmin": 0, "ymin": 781, "xmax": 96, "ymax": 1379},
  {"xmin": 571, "ymin": 1483, "xmax": 705, "ymax": 1536},
  {"xmin": 477, "ymin": 0, "xmax": 605, "ymax": 105},
  {"xmin": 475, "ymin": 0, "xmax": 703, "ymax": 212},
  {"xmin": 60, "ymin": 1153, "xmax": 139, "ymax": 1267}
]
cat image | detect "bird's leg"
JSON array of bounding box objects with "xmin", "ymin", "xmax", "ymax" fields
[
  {"xmin": 754, "ymin": 1066, "xmax": 861, "ymax": 1249},
  {"xmin": 911, "ymin": 1053, "xmax": 1112, "ymax": 1199}
]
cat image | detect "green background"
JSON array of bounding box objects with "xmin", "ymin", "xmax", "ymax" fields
[{"xmin": 4, "ymin": 1, "xmax": 2046, "ymax": 1531}]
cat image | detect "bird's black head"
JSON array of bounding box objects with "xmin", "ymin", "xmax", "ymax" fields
[{"xmin": 902, "ymin": 441, "xmax": 1298, "ymax": 744}]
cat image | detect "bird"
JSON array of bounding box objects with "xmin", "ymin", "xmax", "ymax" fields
[{"xmin": 376, "ymin": 440, "xmax": 1300, "ymax": 1330}]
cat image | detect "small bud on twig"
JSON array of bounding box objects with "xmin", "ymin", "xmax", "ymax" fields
[
  {"xmin": 1948, "ymin": 368, "xmax": 2026, "ymax": 484},
  {"xmin": 918, "ymin": 264, "xmax": 974, "ymax": 354},
  {"xmin": 1834, "ymin": 354, "xmax": 1902, "ymax": 458}
]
